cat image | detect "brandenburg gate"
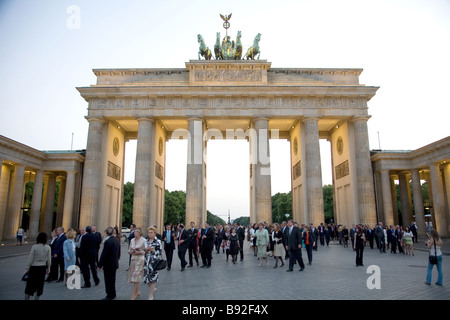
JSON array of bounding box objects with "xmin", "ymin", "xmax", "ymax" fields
[{"xmin": 76, "ymin": 58, "xmax": 379, "ymax": 233}]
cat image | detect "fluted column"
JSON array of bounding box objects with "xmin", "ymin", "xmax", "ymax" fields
[
  {"xmin": 79, "ymin": 117, "xmax": 104, "ymax": 228},
  {"xmin": 380, "ymin": 170, "xmax": 394, "ymax": 226},
  {"xmin": 429, "ymin": 163, "xmax": 448, "ymax": 237},
  {"xmin": 390, "ymin": 177, "xmax": 399, "ymax": 225},
  {"xmin": 352, "ymin": 117, "xmax": 377, "ymax": 225},
  {"xmin": 251, "ymin": 118, "xmax": 272, "ymax": 224},
  {"xmin": 6, "ymin": 164, "xmax": 25, "ymax": 238},
  {"xmin": 62, "ymin": 171, "xmax": 77, "ymax": 231},
  {"xmin": 186, "ymin": 118, "xmax": 206, "ymax": 226},
  {"xmin": 56, "ymin": 176, "xmax": 66, "ymax": 228},
  {"xmin": 398, "ymin": 173, "xmax": 411, "ymax": 227},
  {"xmin": 411, "ymin": 169, "xmax": 426, "ymax": 238},
  {"xmin": 29, "ymin": 169, "xmax": 44, "ymax": 238},
  {"xmin": 303, "ymin": 117, "xmax": 324, "ymax": 225},
  {"xmin": 133, "ymin": 118, "xmax": 155, "ymax": 230},
  {"xmin": 42, "ymin": 173, "xmax": 56, "ymax": 235}
]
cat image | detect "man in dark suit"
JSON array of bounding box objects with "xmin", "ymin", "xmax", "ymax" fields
[
  {"xmin": 79, "ymin": 226, "xmax": 101, "ymax": 288},
  {"xmin": 97, "ymin": 227, "xmax": 120, "ymax": 300},
  {"xmin": 177, "ymin": 224, "xmax": 190, "ymax": 271},
  {"xmin": 216, "ymin": 224, "xmax": 225, "ymax": 254},
  {"xmin": 162, "ymin": 223, "xmax": 176, "ymax": 271},
  {"xmin": 311, "ymin": 224, "xmax": 319, "ymax": 251},
  {"xmin": 281, "ymin": 221, "xmax": 289, "ymax": 259},
  {"xmin": 235, "ymin": 222, "xmax": 245, "ymax": 261},
  {"xmin": 375, "ymin": 222, "xmax": 386, "ymax": 253},
  {"xmin": 201, "ymin": 221, "xmax": 215, "ymax": 268},
  {"xmin": 318, "ymin": 223, "xmax": 325, "ymax": 247},
  {"xmin": 285, "ymin": 220, "xmax": 305, "ymax": 272},
  {"xmin": 186, "ymin": 221, "xmax": 199, "ymax": 267},
  {"xmin": 91, "ymin": 225, "xmax": 102, "ymax": 266},
  {"xmin": 53, "ymin": 227, "xmax": 67, "ymax": 282},
  {"xmin": 350, "ymin": 224, "xmax": 357, "ymax": 249}
]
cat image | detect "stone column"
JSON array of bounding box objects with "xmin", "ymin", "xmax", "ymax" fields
[
  {"xmin": 62, "ymin": 171, "xmax": 77, "ymax": 231},
  {"xmin": 352, "ymin": 117, "xmax": 377, "ymax": 225},
  {"xmin": 42, "ymin": 173, "xmax": 56, "ymax": 235},
  {"xmin": 379, "ymin": 170, "xmax": 394, "ymax": 226},
  {"xmin": 186, "ymin": 118, "xmax": 206, "ymax": 226},
  {"xmin": 251, "ymin": 118, "xmax": 272, "ymax": 224},
  {"xmin": 444, "ymin": 163, "xmax": 450, "ymax": 233},
  {"xmin": 303, "ymin": 117, "xmax": 324, "ymax": 225},
  {"xmin": 429, "ymin": 163, "xmax": 448, "ymax": 237},
  {"xmin": 411, "ymin": 169, "xmax": 426, "ymax": 238},
  {"xmin": 79, "ymin": 117, "xmax": 104, "ymax": 228},
  {"xmin": 391, "ymin": 177, "xmax": 399, "ymax": 225},
  {"xmin": 56, "ymin": 176, "xmax": 66, "ymax": 228},
  {"xmin": 29, "ymin": 169, "xmax": 44, "ymax": 238},
  {"xmin": 6, "ymin": 164, "xmax": 25, "ymax": 238},
  {"xmin": 398, "ymin": 173, "xmax": 411, "ymax": 227},
  {"xmin": 133, "ymin": 118, "xmax": 155, "ymax": 230}
]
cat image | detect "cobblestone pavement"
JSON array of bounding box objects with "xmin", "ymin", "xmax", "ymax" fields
[{"xmin": 0, "ymin": 238, "xmax": 448, "ymax": 301}]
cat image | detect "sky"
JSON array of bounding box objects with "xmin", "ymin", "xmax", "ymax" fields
[{"xmin": 1, "ymin": 0, "xmax": 449, "ymax": 220}]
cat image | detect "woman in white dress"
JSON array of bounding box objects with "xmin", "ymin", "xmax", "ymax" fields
[{"xmin": 127, "ymin": 228, "xmax": 146, "ymax": 300}]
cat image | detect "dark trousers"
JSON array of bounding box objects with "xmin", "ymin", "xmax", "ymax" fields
[
  {"xmin": 178, "ymin": 246, "xmax": 188, "ymax": 269},
  {"xmin": 288, "ymin": 248, "xmax": 305, "ymax": 270},
  {"xmin": 80, "ymin": 256, "xmax": 99, "ymax": 286},
  {"xmin": 319, "ymin": 234, "xmax": 325, "ymax": 246},
  {"xmin": 201, "ymin": 246, "xmax": 213, "ymax": 266},
  {"xmin": 103, "ymin": 268, "xmax": 117, "ymax": 298},
  {"xmin": 355, "ymin": 247, "xmax": 364, "ymax": 266},
  {"xmin": 239, "ymin": 240, "xmax": 244, "ymax": 260},
  {"xmin": 48, "ymin": 257, "xmax": 58, "ymax": 280},
  {"xmin": 188, "ymin": 243, "xmax": 198, "ymax": 266},
  {"xmin": 165, "ymin": 248, "xmax": 174, "ymax": 269},
  {"xmin": 305, "ymin": 244, "xmax": 313, "ymax": 263},
  {"xmin": 378, "ymin": 237, "xmax": 386, "ymax": 252}
]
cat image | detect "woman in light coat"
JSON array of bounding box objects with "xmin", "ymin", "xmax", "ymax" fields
[
  {"xmin": 63, "ymin": 229, "xmax": 76, "ymax": 286},
  {"xmin": 255, "ymin": 222, "xmax": 269, "ymax": 266}
]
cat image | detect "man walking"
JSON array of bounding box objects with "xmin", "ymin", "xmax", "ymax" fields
[
  {"xmin": 285, "ymin": 220, "xmax": 305, "ymax": 272},
  {"xmin": 52, "ymin": 227, "xmax": 67, "ymax": 282},
  {"xmin": 177, "ymin": 224, "xmax": 189, "ymax": 271},
  {"xmin": 187, "ymin": 222, "xmax": 199, "ymax": 267},
  {"xmin": 162, "ymin": 223, "xmax": 176, "ymax": 271},
  {"xmin": 97, "ymin": 227, "xmax": 120, "ymax": 300},
  {"xmin": 375, "ymin": 222, "xmax": 386, "ymax": 253},
  {"xmin": 235, "ymin": 222, "xmax": 245, "ymax": 261},
  {"xmin": 201, "ymin": 221, "xmax": 215, "ymax": 268},
  {"xmin": 79, "ymin": 226, "xmax": 100, "ymax": 288}
]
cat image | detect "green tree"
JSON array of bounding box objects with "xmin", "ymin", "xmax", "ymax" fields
[
  {"xmin": 233, "ymin": 216, "xmax": 250, "ymax": 227},
  {"xmin": 164, "ymin": 190, "xmax": 186, "ymax": 224},
  {"xmin": 271, "ymin": 191, "xmax": 292, "ymax": 223},
  {"xmin": 122, "ymin": 182, "xmax": 134, "ymax": 227},
  {"xmin": 323, "ymin": 184, "xmax": 334, "ymax": 223}
]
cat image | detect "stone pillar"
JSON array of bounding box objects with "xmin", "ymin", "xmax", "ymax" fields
[
  {"xmin": 186, "ymin": 118, "xmax": 206, "ymax": 226},
  {"xmin": 391, "ymin": 177, "xmax": 399, "ymax": 225},
  {"xmin": 303, "ymin": 117, "xmax": 324, "ymax": 225},
  {"xmin": 133, "ymin": 118, "xmax": 155, "ymax": 230},
  {"xmin": 6, "ymin": 164, "xmax": 25, "ymax": 238},
  {"xmin": 429, "ymin": 163, "xmax": 448, "ymax": 237},
  {"xmin": 444, "ymin": 163, "xmax": 450, "ymax": 233},
  {"xmin": 56, "ymin": 176, "xmax": 66, "ymax": 228},
  {"xmin": 79, "ymin": 118, "xmax": 104, "ymax": 228},
  {"xmin": 352, "ymin": 117, "xmax": 377, "ymax": 225},
  {"xmin": 251, "ymin": 118, "xmax": 272, "ymax": 224},
  {"xmin": 380, "ymin": 170, "xmax": 394, "ymax": 226},
  {"xmin": 42, "ymin": 173, "xmax": 56, "ymax": 235},
  {"xmin": 398, "ymin": 173, "xmax": 411, "ymax": 227},
  {"xmin": 62, "ymin": 171, "xmax": 77, "ymax": 231},
  {"xmin": 411, "ymin": 169, "xmax": 426, "ymax": 238},
  {"xmin": 29, "ymin": 169, "xmax": 44, "ymax": 238}
]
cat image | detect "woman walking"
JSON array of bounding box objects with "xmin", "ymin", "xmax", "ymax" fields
[
  {"xmin": 403, "ymin": 226, "xmax": 414, "ymax": 256},
  {"xmin": 63, "ymin": 229, "xmax": 76, "ymax": 286},
  {"xmin": 255, "ymin": 222, "xmax": 269, "ymax": 266},
  {"xmin": 425, "ymin": 229, "xmax": 443, "ymax": 286},
  {"xmin": 228, "ymin": 227, "xmax": 240, "ymax": 264},
  {"xmin": 143, "ymin": 226, "xmax": 162, "ymax": 300},
  {"xmin": 272, "ymin": 223, "xmax": 285, "ymax": 268},
  {"xmin": 127, "ymin": 228, "xmax": 146, "ymax": 300},
  {"xmin": 24, "ymin": 232, "xmax": 51, "ymax": 300},
  {"xmin": 354, "ymin": 225, "xmax": 366, "ymax": 267}
]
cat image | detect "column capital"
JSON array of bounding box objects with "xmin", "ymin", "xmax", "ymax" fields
[
  {"xmin": 351, "ymin": 115, "xmax": 371, "ymax": 123},
  {"xmin": 85, "ymin": 116, "xmax": 105, "ymax": 123},
  {"xmin": 187, "ymin": 117, "xmax": 203, "ymax": 123},
  {"xmin": 302, "ymin": 116, "xmax": 321, "ymax": 123},
  {"xmin": 66, "ymin": 170, "xmax": 78, "ymax": 175},
  {"xmin": 136, "ymin": 117, "xmax": 154, "ymax": 123}
]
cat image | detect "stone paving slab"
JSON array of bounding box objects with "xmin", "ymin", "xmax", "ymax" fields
[{"xmin": 0, "ymin": 238, "xmax": 448, "ymax": 302}]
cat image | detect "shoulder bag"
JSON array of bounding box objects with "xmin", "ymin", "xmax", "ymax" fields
[{"xmin": 429, "ymin": 239, "xmax": 438, "ymax": 265}]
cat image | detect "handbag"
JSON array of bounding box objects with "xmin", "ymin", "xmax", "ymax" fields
[
  {"xmin": 152, "ymin": 258, "xmax": 167, "ymax": 271},
  {"xmin": 21, "ymin": 272, "xmax": 29, "ymax": 282},
  {"xmin": 429, "ymin": 239, "xmax": 438, "ymax": 265}
]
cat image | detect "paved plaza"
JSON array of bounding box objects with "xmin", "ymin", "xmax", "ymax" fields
[{"xmin": 0, "ymin": 237, "xmax": 448, "ymax": 301}]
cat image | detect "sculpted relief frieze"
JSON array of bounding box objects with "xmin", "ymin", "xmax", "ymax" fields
[
  {"xmin": 194, "ymin": 70, "xmax": 262, "ymax": 82},
  {"xmin": 90, "ymin": 96, "xmax": 365, "ymax": 110}
]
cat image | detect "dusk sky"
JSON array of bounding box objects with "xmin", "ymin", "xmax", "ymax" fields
[{"xmin": 1, "ymin": 0, "xmax": 449, "ymax": 219}]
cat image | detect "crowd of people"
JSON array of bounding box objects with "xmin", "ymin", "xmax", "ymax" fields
[{"xmin": 23, "ymin": 218, "xmax": 444, "ymax": 300}]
